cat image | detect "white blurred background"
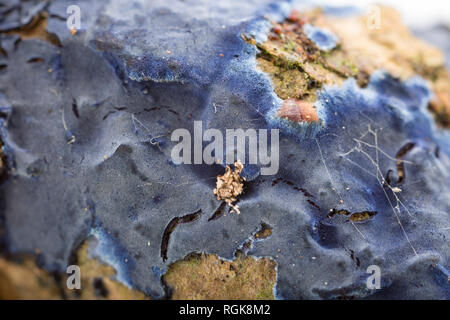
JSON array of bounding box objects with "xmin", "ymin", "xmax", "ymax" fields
[{"xmin": 315, "ymin": 0, "xmax": 450, "ymax": 27}]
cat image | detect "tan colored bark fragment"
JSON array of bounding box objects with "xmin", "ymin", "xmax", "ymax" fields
[
  {"xmin": 252, "ymin": 6, "xmax": 450, "ymax": 127},
  {"xmin": 163, "ymin": 253, "xmax": 276, "ymax": 300},
  {"xmin": 0, "ymin": 240, "xmax": 148, "ymax": 300}
]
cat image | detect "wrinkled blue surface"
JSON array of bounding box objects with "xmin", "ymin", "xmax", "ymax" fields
[
  {"xmin": 0, "ymin": 0, "xmax": 48, "ymax": 31},
  {"xmin": 0, "ymin": 0, "xmax": 449, "ymax": 299}
]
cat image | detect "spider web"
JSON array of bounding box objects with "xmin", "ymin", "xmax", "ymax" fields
[{"xmin": 322, "ymin": 123, "xmax": 419, "ymax": 257}]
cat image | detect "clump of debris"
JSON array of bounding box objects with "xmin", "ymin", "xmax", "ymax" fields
[{"xmin": 213, "ymin": 160, "xmax": 245, "ymax": 214}]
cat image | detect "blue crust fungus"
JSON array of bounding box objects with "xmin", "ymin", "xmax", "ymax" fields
[
  {"xmin": 0, "ymin": 0, "xmax": 449, "ymax": 299},
  {"xmin": 304, "ymin": 23, "xmax": 338, "ymax": 51}
]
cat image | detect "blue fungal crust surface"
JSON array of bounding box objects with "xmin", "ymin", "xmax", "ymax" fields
[
  {"xmin": 304, "ymin": 23, "xmax": 339, "ymax": 51},
  {"xmin": 0, "ymin": 0, "xmax": 449, "ymax": 299}
]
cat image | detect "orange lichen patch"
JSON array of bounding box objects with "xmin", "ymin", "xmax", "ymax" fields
[
  {"xmin": 213, "ymin": 160, "xmax": 245, "ymax": 214},
  {"xmin": 287, "ymin": 9, "xmax": 305, "ymax": 24},
  {"xmin": 250, "ymin": 6, "xmax": 450, "ymax": 127},
  {"xmin": 4, "ymin": 13, "xmax": 61, "ymax": 46},
  {"xmin": 163, "ymin": 253, "xmax": 276, "ymax": 300},
  {"xmin": 278, "ymin": 98, "xmax": 319, "ymax": 123}
]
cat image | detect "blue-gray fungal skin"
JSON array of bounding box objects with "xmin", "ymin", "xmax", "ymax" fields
[
  {"xmin": 304, "ymin": 23, "xmax": 339, "ymax": 51},
  {"xmin": 0, "ymin": 0, "xmax": 449, "ymax": 299},
  {"xmin": 0, "ymin": 0, "xmax": 48, "ymax": 31}
]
